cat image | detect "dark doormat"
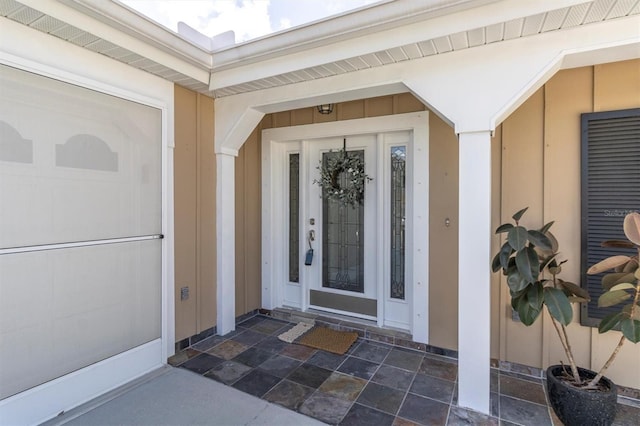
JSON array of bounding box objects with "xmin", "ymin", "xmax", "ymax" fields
[{"xmin": 295, "ymin": 326, "xmax": 358, "ymax": 355}]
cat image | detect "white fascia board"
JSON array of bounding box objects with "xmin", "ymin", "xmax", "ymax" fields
[
  {"xmin": 19, "ymin": 0, "xmax": 210, "ymax": 84},
  {"xmin": 212, "ymin": 0, "xmax": 586, "ymax": 68},
  {"xmin": 210, "ymin": 0, "xmax": 590, "ymax": 89},
  {"xmin": 211, "ymin": 0, "xmax": 497, "ymax": 65},
  {"xmin": 561, "ymin": 41, "xmax": 640, "ymax": 70},
  {"xmin": 66, "ymin": 0, "xmax": 212, "ymax": 65}
]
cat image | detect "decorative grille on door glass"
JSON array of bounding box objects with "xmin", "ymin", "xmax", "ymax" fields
[
  {"xmin": 322, "ymin": 150, "xmax": 365, "ymax": 293},
  {"xmin": 289, "ymin": 153, "xmax": 300, "ymax": 283},
  {"xmin": 390, "ymin": 146, "xmax": 406, "ymax": 300}
]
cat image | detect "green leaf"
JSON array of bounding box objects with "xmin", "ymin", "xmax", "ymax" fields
[
  {"xmin": 495, "ymin": 223, "xmax": 514, "ymax": 234},
  {"xmin": 511, "ymin": 292, "xmax": 522, "ymax": 311},
  {"xmin": 558, "ymin": 280, "xmax": 590, "ymax": 300},
  {"xmin": 609, "ymin": 283, "xmax": 636, "ymax": 292},
  {"xmin": 624, "ymin": 259, "xmax": 639, "ymax": 273},
  {"xmin": 507, "ymin": 226, "xmax": 528, "ymax": 251},
  {"xmin": 544, "ymin": 287, "xmax": 573, "ymax": 325},
  {"xmin": 620, "ymin": 319, "xmax": 640, "ymax": 343},
  {"xmin": 540, "ymin": 254, "xmax": 558, "ymax": 272},
  {"xmin": 548, "ymin": 265, "xmax": 562, "ymax": 275},
  {"xmin": 602, "ymin": 273, "xmax": 635, "ymax": 290},
  {"xmin": 516, "ymin": 293, "xmax": 541, "ymax": 326},
  {"xmin": 598, "ymin": 312, "xmax": 623, "ymax": 333},
  {"xmin": 568, "ymin": 296, "xmax": 590, "ymax": 303},
  {"xmin": 539, "ymin": 221, "xmax": 555, "ymax": 234},
  {"xmin": 546, "ymin": 231, "xmax": 559, "ymax": 252},
  {"xmin": 601, "ymin": 240, "xmax": 635, "ymax": 249},
  {"xmin": 598, "ymin": 290, "xmax": 632, "ymax": 308},
  {"xmin": 491, "ymin": 251, "xmax": 501, "ymax": 273},
  {"xmin": 527, "ymin": 230, "xmax": 552, "ymax": 250},
  {"xmin": 499, "ymin": 242, "xmax": 513, "ymax": 270},
  {"xmin": 507, "ymin": 271, "xmax": 529, "ymax": 293},
  {"xmin": 622, "ymin": 304, "xmax": 640, "ymax": 321},
  {"xmin": 515, "ymin": 246, "xmax": 539, "ymax": 284},
  {"xmin": 512, "ymin": 207, "xmax": 529, "ymax": 222},
  {"xmin": 527, "ymin": 282, "xmax": 544, "ymax": 310}
]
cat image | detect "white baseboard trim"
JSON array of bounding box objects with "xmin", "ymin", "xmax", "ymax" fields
[{"xmin": 0, "ymin": 339, "xmax": 163, "ymax": 426}]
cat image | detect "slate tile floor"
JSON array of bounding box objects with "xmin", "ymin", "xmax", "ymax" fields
[{"xmin": 170, "ymin": 315, "xmax": 640, "ymax": 426}]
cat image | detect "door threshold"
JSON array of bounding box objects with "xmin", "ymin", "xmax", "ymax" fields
[{"xmin": 307, "ymin": 304, "xmax": 377, "ymax": 323}]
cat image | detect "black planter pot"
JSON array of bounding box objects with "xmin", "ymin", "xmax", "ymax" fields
[{"xmin": 546, "ymin": 365, "xmax": 617, "ymax": 426}]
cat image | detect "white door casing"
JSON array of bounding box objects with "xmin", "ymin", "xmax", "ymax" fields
[{"xmin": 262, "ymin": 112, "xmax": 429, "ymax": 342}]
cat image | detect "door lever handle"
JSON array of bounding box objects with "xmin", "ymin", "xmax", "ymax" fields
[{"xmin": 305, "ymin": 230, "xmax": 315, "ymax": 266}]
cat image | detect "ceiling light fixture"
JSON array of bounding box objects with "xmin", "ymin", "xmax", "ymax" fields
[{"xmin": 317, "ymin": 104, "xmax": 334, "ymax": 114}]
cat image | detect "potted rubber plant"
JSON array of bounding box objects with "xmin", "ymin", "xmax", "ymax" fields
[{"xmin": 492, "ymin": 208, "xmax": 640, "ymax": 426}]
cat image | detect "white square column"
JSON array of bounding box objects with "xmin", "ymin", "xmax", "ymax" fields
[
  {"xmin": 216, "ymin": 152, "xmax": 236, "ymax": 335},
  {"xmin": 457, "ymin": 131, "xmax": 492, "ymax": 414}
]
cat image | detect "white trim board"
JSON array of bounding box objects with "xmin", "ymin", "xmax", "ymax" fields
[
  {"xmin": 261, "ymin": 111, "xmax": 429, "ymax": 343},
  {"xmin": 0, "ymin": 340, "xmax": 163, "ymax": 426}
]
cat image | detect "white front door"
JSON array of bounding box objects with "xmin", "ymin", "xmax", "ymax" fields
[
  {"xmin": 262, "ymin": 112, "xmax": 429, "ymax": 340},
  {"xmin": 306, "ymin": 135, "xmax": 378, "ymax": 319}
]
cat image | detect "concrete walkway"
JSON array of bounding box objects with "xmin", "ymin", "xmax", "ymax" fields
[{"xmin": 41, "ymin": 367, "xmax": 326, "ymax": 426}]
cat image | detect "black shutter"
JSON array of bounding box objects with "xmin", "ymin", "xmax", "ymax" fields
[{"xmin": 580, "ymin": 108, "xmax": 640, "ymax": 327}]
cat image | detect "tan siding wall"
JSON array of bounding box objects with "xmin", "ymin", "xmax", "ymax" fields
[
  {"xmin": 174, "ymin": 86, "xmax": 197, "ymax": 341},
  {"xmin": 594, "ymin": 60, "xmax": 640, "ymax": 112},
  {"xmin": 541, "ymin": 66, "xmax": 593, "ymax": 370},
  {"xmin": 428, "ymin": 114, "xmax": 459, "ymax": 350},
  {"xmin": 174, "ymin": 86, "xmax": 216, "ymax": 341},
  {"xmin": 500, "ymin": 88, "xmax": 546, "ymax": 368},
  {"xmin": 197, "ymin": 95, "xmax": 217, "ymax": 331},
  {"xmin": 499, "ymin": 60, "xmax": 640, "ymax": 388},
  {"xmin": 235, "ymin": 125, "xmax": 263, "ymax": 315}
]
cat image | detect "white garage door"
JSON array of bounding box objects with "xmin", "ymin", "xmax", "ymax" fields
[{"xmin": 0, "ymin": 63, "xmax": 164, "ymax": 421}]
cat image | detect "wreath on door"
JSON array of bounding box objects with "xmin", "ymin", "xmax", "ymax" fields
[{"xmin": 314, "ymin": 139, "xmax": 372, "ymax": 208}]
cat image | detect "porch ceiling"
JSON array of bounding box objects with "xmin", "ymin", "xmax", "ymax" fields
[{"xmin": 1, "ymin": 0, "xmax": 638, "ymax": 99}]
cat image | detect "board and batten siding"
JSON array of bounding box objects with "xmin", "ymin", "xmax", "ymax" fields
[{"xmin": 174, "ymin": 86, "xmax": 216, "ymax": 342}]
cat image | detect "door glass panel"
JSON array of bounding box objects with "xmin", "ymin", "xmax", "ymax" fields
[
  {"xmin": 322, "ymin": 150, "xmax": 364, "ymax": 293},
  {"xmin": 390, "ymin": 146, "xmax": 406, "ymax": 299},
  {"xmin": 289, "ymin": 153, "xmax": 299, "ymax": 283}
]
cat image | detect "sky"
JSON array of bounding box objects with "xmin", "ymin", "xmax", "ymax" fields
[{"xmin": 120, "ymin": 0, "xmax": 381, "ymax": 44}]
